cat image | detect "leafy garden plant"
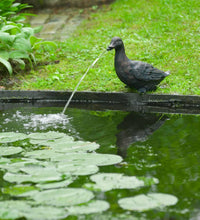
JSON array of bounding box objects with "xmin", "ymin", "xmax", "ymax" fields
[{"xmin": 0, "ymin": 0, "xmax": 56, "ymax": 75}]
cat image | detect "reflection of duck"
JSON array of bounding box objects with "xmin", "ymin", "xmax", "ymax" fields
[
  {"xmin": 107, "ymin": 37, "xmax": 170, "ymax": 93},
  {"xmin": 116, "ymin": 112, "xmax": 167, "ymax": 158}
]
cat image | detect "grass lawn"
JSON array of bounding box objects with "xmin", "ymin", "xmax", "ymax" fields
[{"xmin": 12, "ymin": 0, "xmax": 200, "ymax": 95}]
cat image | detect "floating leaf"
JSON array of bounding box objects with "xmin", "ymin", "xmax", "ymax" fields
[
  {"xmin": 29, "ymin": 135, "xmax": 74, "ymax": 147},
  {"xmin": 0, "ymin": 132, "xmax": 27, "ymax": 143},
  {"xmin": 57, "ymin": 163, "xmax": 99, "ymax": 176},
  {"xmin": 22, "ymin": 206, "xmax": 68, "ymax": 220},
  {"xmin": 86, "ymin": 173, "xmax": 150, "ymax": 191},
  {"xmin": 3, "ymin": 169, "xmax": 62, "ymax": 184},
  {"xmin": 28, "ymin": 131, "xmax": 67, "ymax": 140},
  {"xmin": 51, "ymin": 153, "xmax": 123, "ymax": 166},
  {"xmin": 0, "ymin": 157, "xmax": 11, "ymax": 164},
  {"xmin": 0, "ymin": 146, "xmax": 23, "ymax": 156},
  {"xmin": 0, "ymin": 200, "xmax": 30, "ymax": 219},
  {"xmin": 24, "ymin": 149, "xmax": 62, "ymax": 160},
  {"xmin": 49, "ymin": 140, "xmax": 99, "ymax": 153},
  {"xmin": 24, "ymin": 151, "xmax": 122, "ymax": 167},
  {"xmin": 2, "ymin": 185, "xmax": 37, "ymax": 196},
  {"xmin": 36, "ymin": 177, "xmax": 74, "ymax": 190},
  {"xmin": 118, "ymin": 193, "xmax": 178, "ymax": 211},
  {"xmin": 30, "ymin": 188, "xmax": 94, "ymax": 206},
  {"xmin": 0, "ymin": 158, "xmax": 44, "ymax": 173},
  {"xmin": 67, "ymin": 200, "xmax": 110, "ymax": 215},
  {"xmin": 0, "ymin": 201, "xmax": 68, "ymax": 220}
]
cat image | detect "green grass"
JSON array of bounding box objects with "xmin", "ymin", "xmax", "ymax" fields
[{"xmin": 12, "ymin": 0, "xmax": 200, "ymax": 95}]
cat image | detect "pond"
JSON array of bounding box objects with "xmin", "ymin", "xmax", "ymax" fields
[{"xmin": 0, "ymin": 107, "xmax": 199, "ymax": 220}]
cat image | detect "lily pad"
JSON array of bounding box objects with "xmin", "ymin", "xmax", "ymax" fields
[
  {"xmin": 30, "ymin": 188, "xmax": 94, "ymax": 206},
  {"xmin": 67, "ymin": 200, "xmax": 110, "ymax": 215},
  {"xmin": 52, "ymin": 153, "xmax": 123, "ymax": 166},
  {"xmin": 0, "ymin": 200, "xmax": 68, "ymax": 220},
  {"xmin": 88, "ymin": 173, "xmax": 159, "ymax": 191},
  {"xmin": 0, "ymin": 146, "xmax": 23, "ymax": 156},
  {"xmin": 24, "ymin": 149, "xmax": 62, "ymax": 160},
  {"xmin": 118, "ymin": 193, "xmax": 178, "ymax": 211},
  {"xmin": 0, "ymin": 200, "xmax": 30, "ymax": 219},
  {"xmin": 0, "ymin": 158, "xmax": 41, "ymax": 173},
  {"xmin": 3, "ymin": 169, "xmax": 62, "ymax": 184},
  {"xmin": 30, "ymin": 135, "xmax": 74, "ymax": 146},
  {"xmin": 28, "ymin": 131, "xmax": 67, "ymax": 140},
  {"xmin": 36, "ymin": 177, "xmax": 74, "ymax": 189},
  {"xmin": 86, "ymin": 173, "xmax": 149, "ymax": 191},
  {"xmin": 57, "ymin": 163, "xmax": 99, "ymax": 176},
  {"xmin": 2, "ymin": 185, "xmax": 38, "ymax": 196},
  {"xmin": 22, "ymin": 206, "xmax": 68, "ymax": 220},
  {"xmin": 24, "ymin": 151, "xmax": 122, "ymax": 167},
  {"xmin": 0, "ymin": 132, "xmax": 27, "ymax": 143},
  {"xmin": 50, "ymin": 140, "xmax": 99, "ymax": 153},
  {"xmin": 0, "ymin": 157, "xmax": 11, "ymax": 164}
]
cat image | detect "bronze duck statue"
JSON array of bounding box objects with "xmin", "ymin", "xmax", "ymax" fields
[{"xmin": 107, "ymin": 37, "xmax": 170, "ymax": 93}]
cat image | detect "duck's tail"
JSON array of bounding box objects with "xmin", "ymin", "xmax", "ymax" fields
[{"xmin": 164, "ymin": 71, "xmax": 170, "ymax": 76}]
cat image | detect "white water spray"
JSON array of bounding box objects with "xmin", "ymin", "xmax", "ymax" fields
[{"xmin": 62, "ymin": 50, "xmax": 106, "ymax": 114}]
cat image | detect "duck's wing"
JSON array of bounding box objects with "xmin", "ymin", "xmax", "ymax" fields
[{"xmin": 129, "ymin": 60, "xmax": 167, "ymax": 81}]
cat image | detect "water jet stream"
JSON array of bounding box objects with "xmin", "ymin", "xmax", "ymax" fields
[{"xmin": 62, "ymin": 50, "xmax": 106, "ymax": 114}]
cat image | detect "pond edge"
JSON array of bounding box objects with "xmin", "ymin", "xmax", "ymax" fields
[{"xmin": 0, "ymin": 90, "xmax": 200, "ymax": 114}]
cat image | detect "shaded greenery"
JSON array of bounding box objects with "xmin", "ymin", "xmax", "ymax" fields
[
  {"xmin": 0, "ymin": 0, "xmax": 56, "ymax": 75},
  {"xmin": 11, "ymin": 0, "xmax": 200, "ymax": 95}
]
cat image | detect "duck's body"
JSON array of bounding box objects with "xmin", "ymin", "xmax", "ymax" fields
[{"xmin": 107, "ymin": 37, "xmax": 170, "ymax": 93}]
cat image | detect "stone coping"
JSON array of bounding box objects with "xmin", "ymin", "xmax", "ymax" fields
[
  {"xmin": 0, "ymin": 90, "xmax": 200, "ymax": 114},
  {"xmin": 19, "ymin": 0, "xmax": 115, "ymax": 8}
]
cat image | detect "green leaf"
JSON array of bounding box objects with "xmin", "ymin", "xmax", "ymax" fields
[
  {"xmin": 32, "ymin": 41, "xmax": 57, "ymax": 50},
  {"xmin": 0, "ymin": 200, "xmax": 30, "ymax": 219},
  {"xmin": 57, "ymin": 163, "xmax": 99, "ymax": 176},
  {"xmin": 47, "ymin": 139, "xmax": 100, "ymax": 153},
  {"xmin": 0, "ymin": 31, "xmax": 15, "ymax": 44},
  {"xmin": 0, "ymin": 132, "xmax": 27, "ymax": 143},
  {"xmin": 118, "ymin": 193, "xmax": 178, "ymax": 211},
  {"xmin": 30, "ymin": 52, "xmax": 36, "ymax": 64},
  {"xmin": 87, "ymin": 173, "xmax": 145, "ymax": 191},
  {"xmin": 67, "ymin": 200, "xmax": 110, "ymax": 215},
  {"xmin": 3, "ymin": 169, "xmax": 62, "ymax": 184},
  {"xmin": 12, "ymin": 58, "xmax": 25, "ymax": 69},
  {"xmin": 30, "ymin": 188, "xmax": 94, "ymax": 206},
  {"xmin": 30, "ymin": 35, "xmax": 42, "ymax": 46},
  {"xmin": 0, "ymin": 146, "xmax": 23, "ymax": 156},
  {"xmin": 0, "ymin": 201, "xmax": 68, "ymax": 220},
  {"xmin": 51, "ymin": 152, "xmax": 123, "ymax": 166},
  {"xmin": 28, "ymin": 131, "xmax": 66, "ymax": 140},
  {"xmin": 22, "ymin": 206, "xmax": 68, "ymax": 220},
  {"xmin": 0, "ymin": 51, "xmax": 9, "ymax": 60},
  {"xmin": 13, "ymin": 37, "xmax": 32, "ymax": 52},
  {"xmin": 36, "ymin": 178, "xmax": 74, "ymax": 190},
  {"xmin": 1, "ymin": 24, "xmax": 20, "ymax": 32},
  {"xmin": 33, "ymin": 25, "xmax": 43, "ymax": 34},
  {"xmin": 2, "ymin": 185, "xmax": 37, "ymax": 196},
  {"xmin": 0, "ymin": 57, "xmax": 12, "ymax": 74},
  {"xmin": 21, "ymin": 27, "xmax": 34, "ymax": 39},
  {"xmin": 9, "ymin": 50, "xmax": 29, "ymax": 59}
]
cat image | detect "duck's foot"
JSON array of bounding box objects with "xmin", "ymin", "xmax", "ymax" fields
[{"xmin": 138, "ymin": 88, "xmax": 147, "ymax": 94}]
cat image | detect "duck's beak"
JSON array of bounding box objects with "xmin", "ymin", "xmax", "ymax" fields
[{"xmin": 107, "ymin": 44, "xmax": 114, "ymax": 51}]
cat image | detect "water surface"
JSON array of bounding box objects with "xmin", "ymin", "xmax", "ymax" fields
[{"xmin": 0, "ymin": 107, "xmax": 199, "ymax": 220}]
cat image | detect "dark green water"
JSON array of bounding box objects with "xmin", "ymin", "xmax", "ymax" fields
[{"xmin": 0, "ymin": 107, "xmax": 199, "ymax": 220}]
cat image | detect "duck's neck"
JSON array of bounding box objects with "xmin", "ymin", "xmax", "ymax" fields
[{"xmin": 114, "ymin": 44, "xmax": 128, "ymax": 67}]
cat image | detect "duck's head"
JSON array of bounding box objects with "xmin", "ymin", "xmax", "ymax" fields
[{"xmin": 107, "ymin": 37, "xmax": 123, "ymax": 51}]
